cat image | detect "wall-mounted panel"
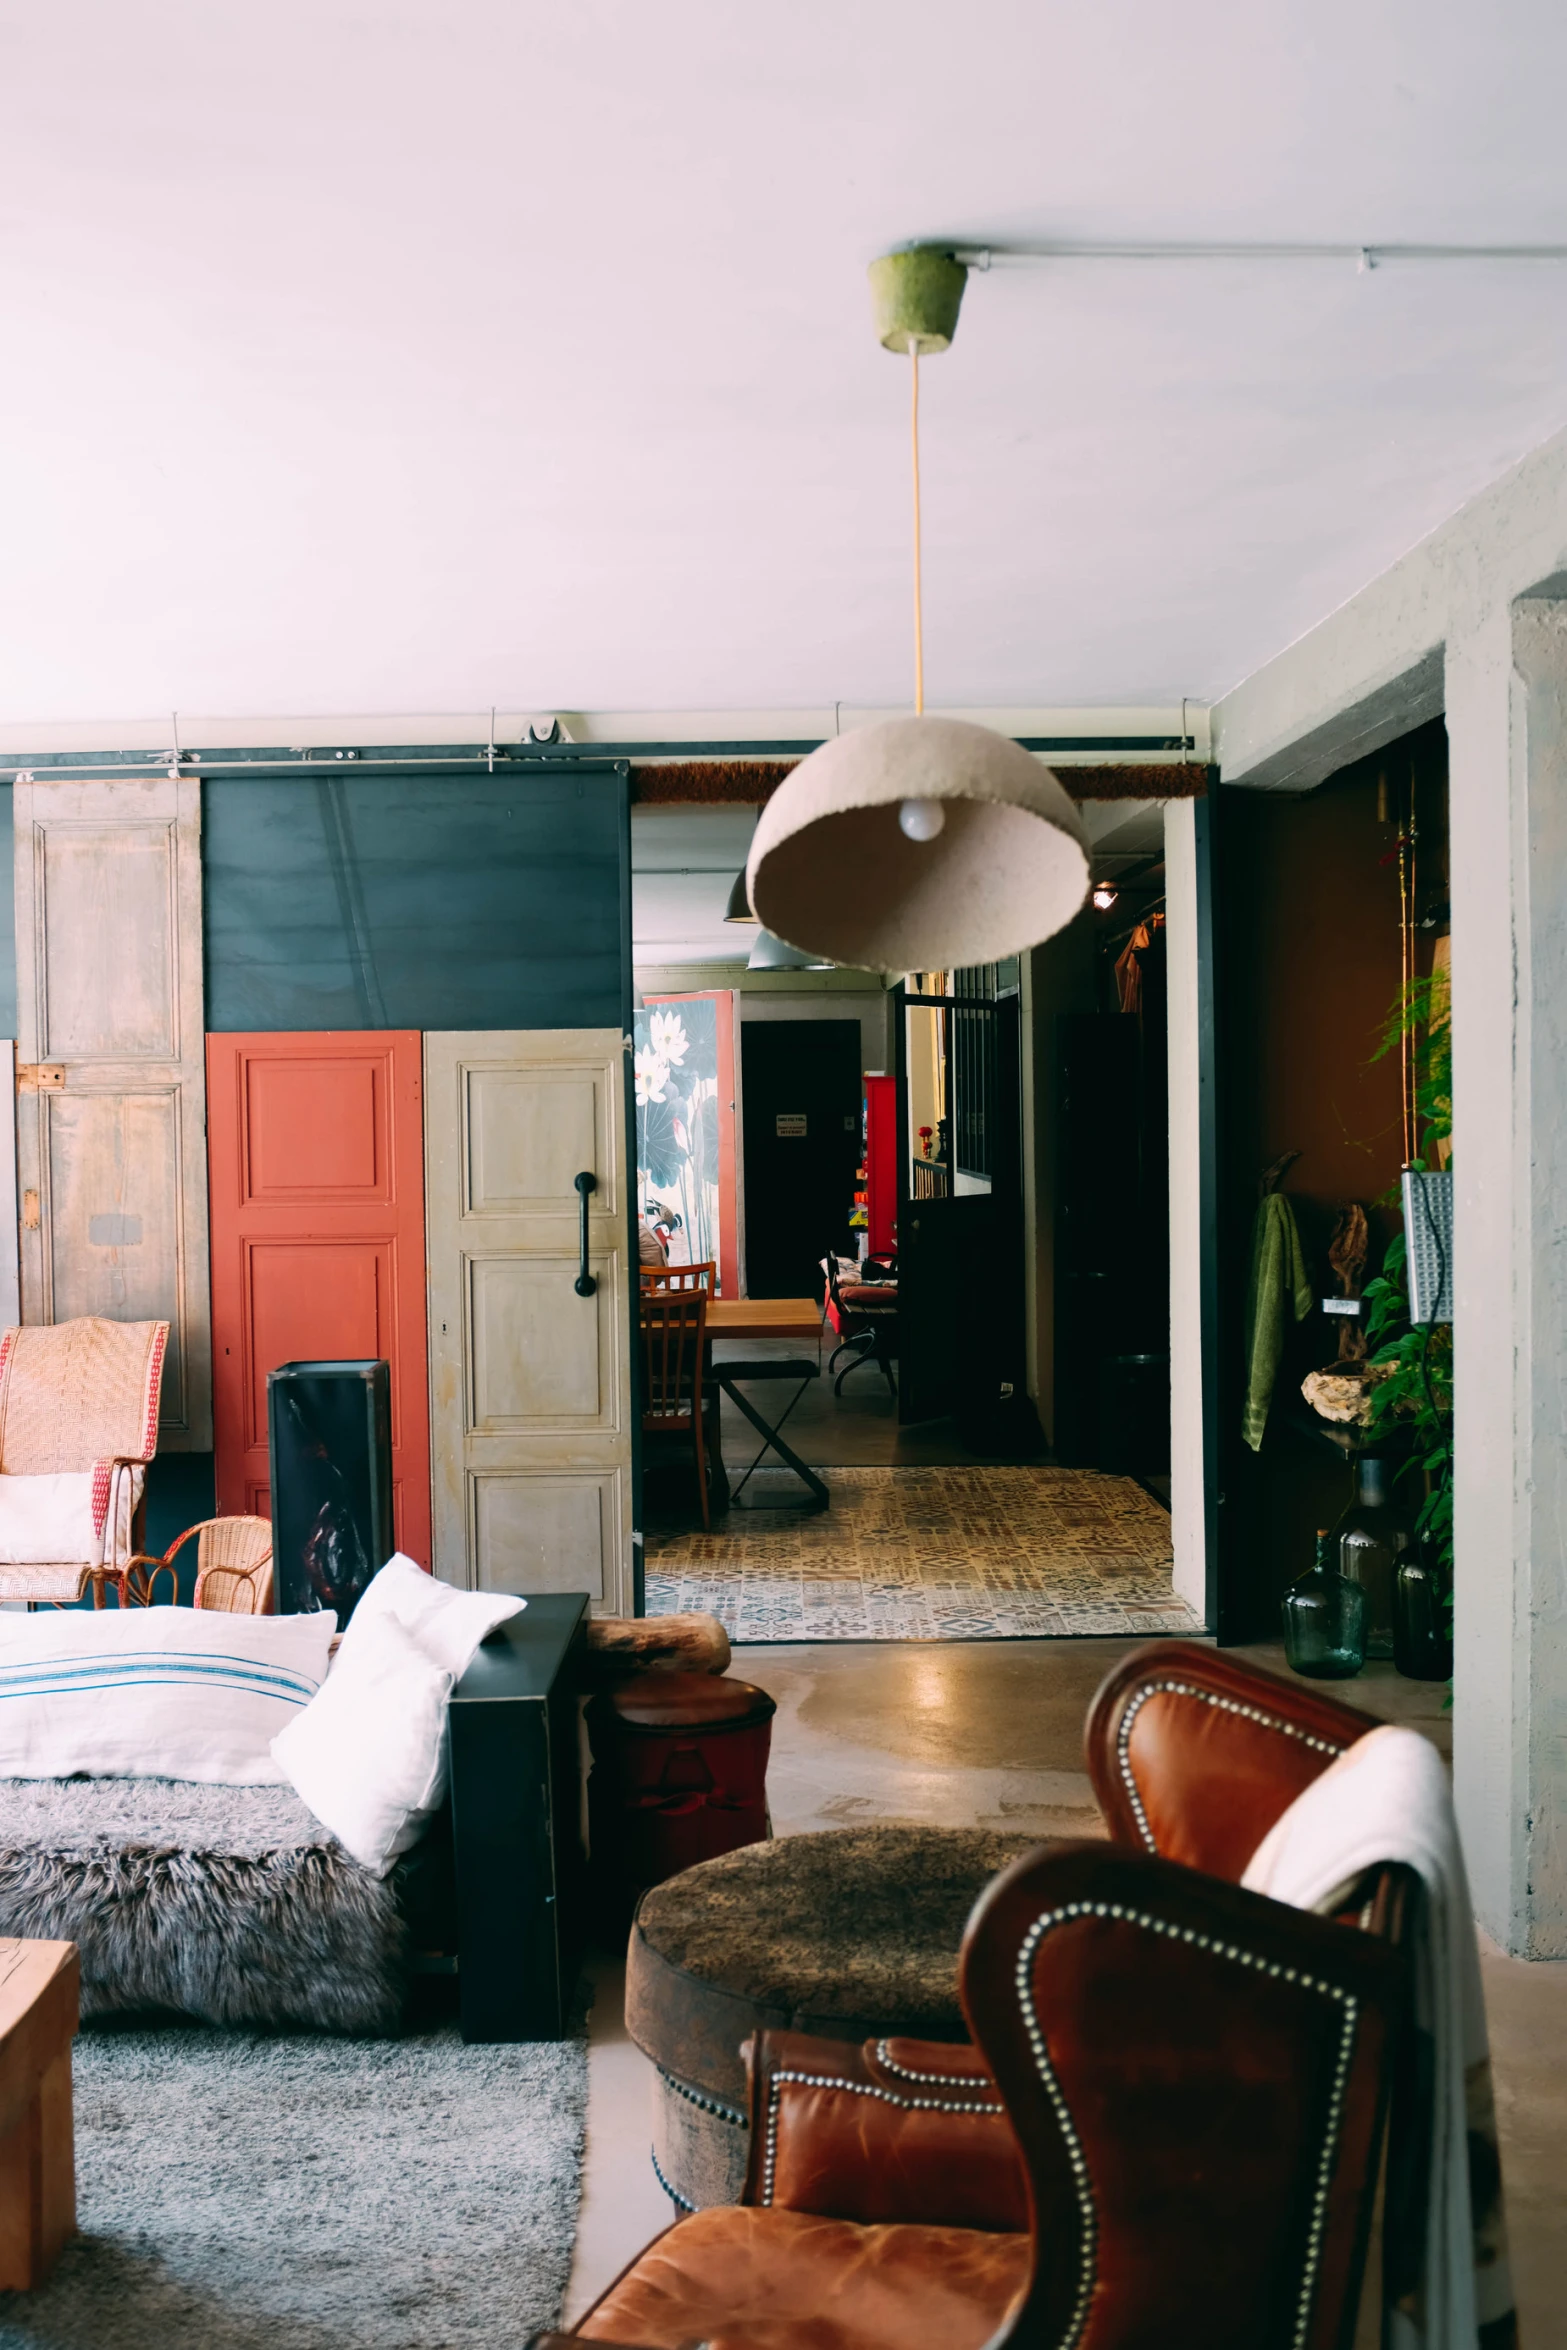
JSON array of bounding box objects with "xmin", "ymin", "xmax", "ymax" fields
[
  {"xmin": 203, "ymin": 769, "xmax": 628, "ymax": 1032},
  {"xmin": 14, "ymin": 777, "xmax": 211, "ymax": 1447},
  {"xmin": 470, "ymin": 1470, "xmax": 616, "ymax": 1601}
]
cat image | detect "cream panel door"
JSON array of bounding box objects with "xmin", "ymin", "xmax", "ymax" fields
[
  {"xmin": 13, "ymin": 777, "xmax": 211, "ymax": 1447},
  {"xmin": 426, "ymin": 1029, "xmax": 632, "ymax": 1609}
]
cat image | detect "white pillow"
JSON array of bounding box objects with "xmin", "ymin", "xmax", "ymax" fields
[
  {"xmin": 0, "ymin": 1605, "xmax": 336, "ymax": 1785},
  {"xmin": 271, "ymin": 1609, "xmax": 453, "ymax": 1875},
  {"xmin": 340, "ymin": 1552, "xmax": 524, "ymax": 1680}
]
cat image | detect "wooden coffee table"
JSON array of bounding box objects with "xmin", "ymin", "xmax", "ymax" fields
[{"xmin": 0, "ymin": 1937, "xmax": 78, "ymax": 2290}]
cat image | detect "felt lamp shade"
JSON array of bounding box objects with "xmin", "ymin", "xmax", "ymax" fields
[{"xmin": 745, "ymin": 716, "xmax": 1090, "ymax": 975}]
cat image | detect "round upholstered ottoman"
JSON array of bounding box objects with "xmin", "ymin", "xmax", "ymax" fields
[{"xmin": 624, "ymin": 1825, "xmax": 1036, "ymax": 2208}]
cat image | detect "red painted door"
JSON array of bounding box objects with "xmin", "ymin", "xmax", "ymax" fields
[{"xmin": 208, "ymin": 1032, "xmax": 432, "ymax": 1564}]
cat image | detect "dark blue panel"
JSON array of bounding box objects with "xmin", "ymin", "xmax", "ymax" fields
[{"xmin": 203, "ymin": 767, "xmax": 628, "ymax": 1031}]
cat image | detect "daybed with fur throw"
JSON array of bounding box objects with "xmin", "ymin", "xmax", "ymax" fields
[{"xmin": 0, "ymin": 1779, "xmax": 438, "ymax": 2033}]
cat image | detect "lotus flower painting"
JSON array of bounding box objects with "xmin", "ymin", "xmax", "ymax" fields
[{"xmin": 634, "ymin": 995, "xmax": 724, "ymax": 1280}]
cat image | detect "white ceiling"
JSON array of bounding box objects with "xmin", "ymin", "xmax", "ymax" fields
[{"xmin": 5, "ymin": 2, "xmax": 1567, "ymax": 729}]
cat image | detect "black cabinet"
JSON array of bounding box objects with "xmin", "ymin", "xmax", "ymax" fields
[
  {"xmin": 266, "ymin": 1358, "xmax": 393, "ymax": 1624},
  {"xmin": 448, "ymin": 1591, "xmax": 589, "ymax": 2042}
]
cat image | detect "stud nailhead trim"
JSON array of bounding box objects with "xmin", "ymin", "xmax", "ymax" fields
[
  {"xmin": 873, "ymin": 2039, "xmax": 993, "ymax": 2088},
  {"xmin": 760, "ymin": 2070, "xmax": 1006, "ymax": 2206},
  {"xmin": 1017, "ymin": 1900, "xmax": 1359, "ymax": 2350},
  {"xmin": 656, "ymin": 2068, "xmax": 747, "ymax": 2129},
  {"xmin": 649, "ymin": 2144, "xmax": 697, "ymax": 2210},
  {"xmin": 1116, "ymin": 1681, "xmax": 1347, "ymax": 1853}
]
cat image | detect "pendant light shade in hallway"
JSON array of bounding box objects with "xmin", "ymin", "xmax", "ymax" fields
[
  {"xmin": 746, "ymin": 926, "xmax": 835, "ymax": 971},
  {"xmin": 723, "ymin": 869, "xmax": 758, "ymax": 922},
  {"xmin": 746, "ymin": 248, "xmax": 1089, "ymax": 974}
]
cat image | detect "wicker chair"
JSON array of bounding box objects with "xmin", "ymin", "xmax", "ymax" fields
[
  {"xmin": 0, "ymin": 1317, "xmax": 169, "ymax": 1607},
  {"xmin": 120, "ymin": 1515, "xmax": 275, "ymax": 1613}
]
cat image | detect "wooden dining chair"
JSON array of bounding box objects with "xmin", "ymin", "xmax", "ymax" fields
[
  {"xmin": 639, "ymin": 1260, "xmax": 716, "ymax": 1297},
  {"xmin": 640, "ymin": 1268, "xmax": 714, "ymax": 1531}
]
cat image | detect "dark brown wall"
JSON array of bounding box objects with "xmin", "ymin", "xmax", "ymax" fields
[{"xmin": 1217, "ymin": 718, "xmax": 1448, "ymax": 1636}]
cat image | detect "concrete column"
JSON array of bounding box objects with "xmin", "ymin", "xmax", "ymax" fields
[
  {"xmin": 1448, "ymin": 596, "xmax": 1567, "ymax": 1957},
  {"xmin": 1164, "ymin": 800, "xmax": 1207, "ymax": 1619}
]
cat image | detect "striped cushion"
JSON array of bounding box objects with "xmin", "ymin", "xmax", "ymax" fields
[{"xmin": 0, "ymin": 1606, "xmax": 337, "ymax": 1785}]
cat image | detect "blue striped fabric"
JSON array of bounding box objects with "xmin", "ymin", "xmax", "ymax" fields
[
  {"xmin": 0, "ymin": 1653, "xmax": 317, "ymax": 1705},
  {"xmin": 0, "ymin": 1606, "xmax": 338, "ymax": 1785}
]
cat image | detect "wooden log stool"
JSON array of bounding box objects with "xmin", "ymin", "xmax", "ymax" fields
[
  {"xmin": 585, "ymin": 1672, "xmax": 776, "ymax": 1926},
  {"xmin": 624, "ymin": 1826, "xmax": 1036, "ymax": 2208},
  {"xmin": 581, "ymin": 1611, "xmax": 731, "ymax": 1683},
  {"xmin": 0, "ymin": 1938, "xmax": 78, "ymax": 2291}
]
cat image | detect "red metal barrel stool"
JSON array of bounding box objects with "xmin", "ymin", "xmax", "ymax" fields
[{"xmin": 586, "ymin": 1670, "xmax": 776, "ymax": 1919}]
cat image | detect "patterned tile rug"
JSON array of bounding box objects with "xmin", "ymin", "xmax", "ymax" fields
[{"xmin": 645, "ymin": 1464, "xmax": 1202, "ymax": 1642}]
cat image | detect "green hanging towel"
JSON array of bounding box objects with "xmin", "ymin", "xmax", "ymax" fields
[{"xmin": 1242, "ymin": 1193, "xmax": 1313, "ymax": 1450}]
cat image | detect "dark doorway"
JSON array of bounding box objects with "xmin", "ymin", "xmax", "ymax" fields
[
  {"xmin": 1052, "ymin": 1010, "xmax": 1170, "ymax": 1470},
  {"xmin": 895, "ymin": 981, "xmax": 1028, "ymax": 1434},
  {"xmin": 740, "ymin": 1021, "xmax": 862, "ymax": 1297}
]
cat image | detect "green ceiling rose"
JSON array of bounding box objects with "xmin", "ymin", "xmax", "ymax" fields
[{"xmin": 867, "ymin": 247, "xmax": 968, "ymax": 355}]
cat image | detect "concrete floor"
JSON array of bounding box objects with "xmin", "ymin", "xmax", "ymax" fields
[{"xmin": 563, "ymin": 1635, "xmax": 1563, "ymax": 2340}]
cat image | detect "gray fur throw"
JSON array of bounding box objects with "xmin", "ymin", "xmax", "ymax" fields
[{"xmin": 0, "ymin": 1777, "xmax": 406, "ymax": 2033}]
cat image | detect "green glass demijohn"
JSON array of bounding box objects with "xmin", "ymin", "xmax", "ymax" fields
[
  {"xmin": 1281, "ymin": 1528, "xmax": 1368, "ymax": 1680},
  {"xmin": 1393, "ymin": 1543, "xmax": 1454, "ymax": 1682},
  {"xmin": 1330, "ymin": 1455, "xmax": 1416, "ymax": 1662}
]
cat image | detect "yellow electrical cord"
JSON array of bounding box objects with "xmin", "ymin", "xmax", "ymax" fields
[{"xmin": 911, "ymin": 340, "xmax": 924, "ymax": 716}]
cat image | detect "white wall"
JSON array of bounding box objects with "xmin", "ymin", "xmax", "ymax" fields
[
  {"xmin": 735, "ymin": 989, "xmax": 891, "ymax": 1084},
  {"xmin": 1212, "ymin": 419, "xmax": 1567, "ymax": 1958}
]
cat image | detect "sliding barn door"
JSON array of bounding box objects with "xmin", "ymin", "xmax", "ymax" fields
[
  {"xmin": 207, "ymin": 1031, "xmax": 432, "ymax": 1562},
  {"xmin": 425, "ymin": 1029, "xmax": 632, "ymax": 1611},
  {"xmin": 13, "ymin": 776, "xmax": 211, "ymax": 1446}
]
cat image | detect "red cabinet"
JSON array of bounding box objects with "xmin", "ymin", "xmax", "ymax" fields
[{"xmin": 864, "ymin": 1074, "xmax": 897, "ymax": 1259}]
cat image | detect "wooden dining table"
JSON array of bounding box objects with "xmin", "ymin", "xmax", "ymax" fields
[
  {"xmin": 705, "ymin": 1297, "xmax": 824, "ymax": 1343},
  {"xmin": 702, "ymin": 1296, "xmax": 827, "ymax": 1509}
]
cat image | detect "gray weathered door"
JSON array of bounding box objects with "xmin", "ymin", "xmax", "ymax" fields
[
  {"xmin": 425, "ymin": 1029, "xmax": 632, "ymax": 1610},
  {"xmin": 13, "ymin": 776, "xmax": 212, "ymax": 1447}
]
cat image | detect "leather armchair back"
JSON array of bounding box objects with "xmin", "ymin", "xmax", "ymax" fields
[
  {"xmin": 1085, "ymin": 1640, "xmax": 1380, "ymax": 1882},
  {"xmin": 961, "ymin": 1840, "xmax": 1405, "ymax": 2350}
]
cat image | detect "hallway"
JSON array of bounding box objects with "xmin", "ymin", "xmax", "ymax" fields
[{"xmin": 644, "ymin": 1334, "xmax": 1196, "ymax": 1641}]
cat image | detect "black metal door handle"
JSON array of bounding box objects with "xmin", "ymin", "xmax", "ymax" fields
[{"xmin": 574, "ymin": 1171, "xmax": 597, "ymax": 1295}]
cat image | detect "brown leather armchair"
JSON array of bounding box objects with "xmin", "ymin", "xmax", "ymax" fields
[{"xmin": 540, "ymin": 1645, "xmax": 1412, "ymax": 2349}]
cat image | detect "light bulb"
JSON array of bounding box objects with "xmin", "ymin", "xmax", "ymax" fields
[
  {"xmin": 1093, "ymin": 885, "xmax": 1118, "ymax": 911},
  {"xmin": 898, "ymin": 797, "xmax": 946, "ymax": 843}
]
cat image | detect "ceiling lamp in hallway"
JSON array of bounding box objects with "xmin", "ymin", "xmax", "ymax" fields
[
  {"xmin": 746, "ymin": 927, "xmax": 835, "ymax": 972},
  {"xmin": 746, "ymin": 247, "xmax": 1089, "ymax": 975}
]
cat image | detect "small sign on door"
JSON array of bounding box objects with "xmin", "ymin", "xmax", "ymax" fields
[{"xmin": 776, "ymin": 1113, "xmax": 807, "ymax": 1137}]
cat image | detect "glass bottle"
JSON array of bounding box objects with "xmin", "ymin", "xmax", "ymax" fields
[
  {"xmin": 1393, "ymin": 1544, "xmax": 1454, "ymax": 1681},
  {"xmin": 1282, "ymin": 1529, "xmax": 1368, "ymax": 1679},
  {"xmin": 1332, "ymin": 1455, "xmax": 1416, "ymax": 1661}
]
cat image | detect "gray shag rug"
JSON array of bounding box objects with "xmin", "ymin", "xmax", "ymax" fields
[
  {"xmin": 0, "ymin": 1779, "xmax": 404, "ymax": 2032},
  {"xmin": 0, "ymin": 2023, "xmax": 587, "ymax": 2349}
]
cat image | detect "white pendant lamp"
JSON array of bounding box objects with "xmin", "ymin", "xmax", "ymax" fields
[
  {"xmin": 746, "ymin": 248, "xmax": 1089, "ymax": 975},
  {"xmin": 747, "ymin": 927, "xmax": 835, "ymax": 972}
]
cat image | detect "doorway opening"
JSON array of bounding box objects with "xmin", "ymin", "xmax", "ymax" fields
[{"xmin": 630, "ymin": 790, "xmax": 1193, "ymax": 1642}]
